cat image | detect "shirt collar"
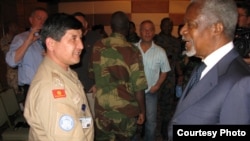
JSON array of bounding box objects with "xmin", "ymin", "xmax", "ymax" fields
[{"xmin": 201, "ymin": 41, "xmax": 233, "ymax": 78}]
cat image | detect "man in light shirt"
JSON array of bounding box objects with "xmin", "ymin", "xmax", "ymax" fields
[
  {"xmin": 134, "ymin": 20, "xmax": 171, "ymax": 141},
  {"xmin": 5, "ymin": 7, "xmax": 48, "ymax": 102}
]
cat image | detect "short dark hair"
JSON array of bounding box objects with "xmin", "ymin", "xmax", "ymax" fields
[
  {"xmin": 160, "ymin": 18, "xmax": 173, "ymax": 28},
  {"xmin": 110, "ymin": 11, "xmax": 129, "ymax": 35},
  {"xmin": 129, "ymin": 21, "xmax": 136, "ymax": 28},
  {"xmin": 236, "ymin": 2, "xmax": 250, "ymax": 17},
  {"xmin": 40, "ymin": 13, "xmax": 82, "ymax": 48}
]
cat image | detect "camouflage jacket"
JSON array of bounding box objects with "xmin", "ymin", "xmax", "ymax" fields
[{"xmin": 89, "ymin": 33, "xmax": 147, "ymax": 117}]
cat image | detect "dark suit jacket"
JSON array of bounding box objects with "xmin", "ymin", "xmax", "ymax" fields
[{"xmin": 168, "ymin": 48, "xmax": 250, "ymax": 139}]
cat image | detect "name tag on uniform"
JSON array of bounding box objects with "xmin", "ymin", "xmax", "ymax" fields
[{"xmin": 79, "ymin": 117, "xmax": 92, "ymax": 128}]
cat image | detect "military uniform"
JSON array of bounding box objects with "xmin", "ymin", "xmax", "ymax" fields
[
  {"xmin": 24, "ymin": 57, "xmax": 94, "ymax": 141},
  {"xmin": 1, "ymin": 37, "xmax": 19, "ymax": 93},
  {"xmin": 126, "ymin": 32, "xmax": 140, "ymax": 43},
  {"xmin": 154, "ymin": 33, "xmax": 182, "ymax": 139},
  {"xmin": 89, "ymin": 33, "xmax": 147, "ymax": 141},
  {"xmin": 179, "ymin": 55, "xmax": 201, "ymax": 89}
]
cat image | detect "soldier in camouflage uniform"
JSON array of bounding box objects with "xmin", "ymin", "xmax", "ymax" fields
[
  {"xmin": 126, "ymin": 21, "xmax": 140, "ymax": 43},
  {"xmin": 179, "ymin": 55, "xmax": 201, "ymax": 90},
  {"xmin": 0, "ymin": 21, "xmax": 20, "ymax": 93},
  {"xmin": 1, "ymin": 43, "xmax": 19, "ymax": 94},
  {"xmin": 89, "ymin": 11, "xmax": 147, "ymax": 141},
  {"xmin": 153, "ymin": 17, "xmax": 182, "ymax": 140}
]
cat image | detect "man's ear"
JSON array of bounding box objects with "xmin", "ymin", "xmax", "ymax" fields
[
  {"xmin": 46, "ymin": 37, "xmax": 55, "ymax": 51},
  {"xmin": 212, "ymin": 22, "xmax": 224, "ymax": 35}
]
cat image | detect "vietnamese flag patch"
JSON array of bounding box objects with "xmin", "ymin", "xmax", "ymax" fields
[{"xmin": 52, "ymin": 89, "xmax": 66, "ymax": 98}]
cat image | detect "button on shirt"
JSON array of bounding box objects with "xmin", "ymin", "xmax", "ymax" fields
[
  {"xmin": 5, "ymin": 30, "xmax": 44, "ymax": 86},
  {"xmin": 135, "ymin": 41, "xmax": 171, "ymax": 92}
]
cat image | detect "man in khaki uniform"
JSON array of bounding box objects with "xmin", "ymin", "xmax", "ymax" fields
[{"xmin": 24, "ymin": 13, "xmax": 94, "ymax": 141}]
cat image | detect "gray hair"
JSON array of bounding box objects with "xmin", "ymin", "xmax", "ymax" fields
[{"xmin": 191, "ymin": 0, "xmax": 237, "ymax": 40}]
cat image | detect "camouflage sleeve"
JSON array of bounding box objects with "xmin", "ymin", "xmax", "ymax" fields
[
  {"xmin": 88, "ymin": 40, "xmax": 103, "ymax": 83},
  {"xmin": 130, "ymin": 47, "xmax": 148, "ymax": 92}
]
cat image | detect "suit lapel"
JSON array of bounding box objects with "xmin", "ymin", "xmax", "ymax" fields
[
  {"xmin": 174, "ymin": 49, "xmax": 239, "ymax": 117},
  {"xmin": 175, "ymin": 67, "xmax": 218, "ymax": 116}
]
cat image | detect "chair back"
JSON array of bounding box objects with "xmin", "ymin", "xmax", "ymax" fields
[
  {"xmin": 0, "ymin": 88, "xmax": 26, "ymax": 127},
  {"xmin": 0, "ymin": 88, "xmax": 20, "ymax": 116},
  {"xmin": 0, "ymin": 99, "xmax": 11, "ymax": 127},
  {"xmin": 0, "ymin": 95, "xmax": 29, "ymax": 141}
]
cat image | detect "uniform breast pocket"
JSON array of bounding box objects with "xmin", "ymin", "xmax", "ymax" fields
[{"xmin": 53, "ymin": 103, "xmax": 83, "ymax": 139}]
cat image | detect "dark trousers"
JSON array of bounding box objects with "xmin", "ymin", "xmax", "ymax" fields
[{"xmin": 19, "ymin": 84, "xmax": 30, "ymax": 103}]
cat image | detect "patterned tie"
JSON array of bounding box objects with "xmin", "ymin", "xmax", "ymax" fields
[{"xmin": 186, "ymin": 62, "xmax": 206, "ymax": 93}]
